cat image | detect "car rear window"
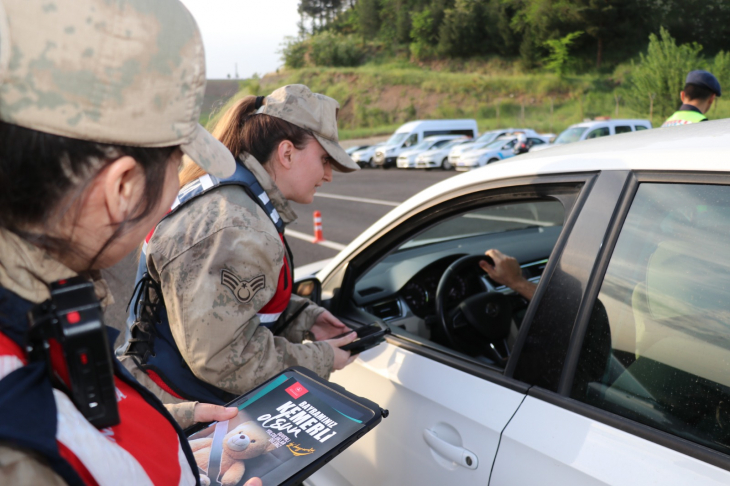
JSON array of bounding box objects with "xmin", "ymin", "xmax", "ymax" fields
[{"xmin": 615, "ymin": 126, "xmax": 632, "ymax": 134}]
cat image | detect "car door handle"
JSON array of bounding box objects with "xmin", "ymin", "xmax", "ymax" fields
[{"xmin": 423, "ymin": 428, "xmax": 478, "ymax": 470}]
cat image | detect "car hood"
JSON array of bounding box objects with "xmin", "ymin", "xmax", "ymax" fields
[{"xmin": 399, "ymin": 149, "xmax": 423, "ymax": 157}]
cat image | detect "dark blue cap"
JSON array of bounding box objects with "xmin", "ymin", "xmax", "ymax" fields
[{"xmin": 686, "ymin": 70, "xmax": 721, "ymax": 97}]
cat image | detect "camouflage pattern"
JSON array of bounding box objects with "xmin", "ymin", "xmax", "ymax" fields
[
  {"xmin": 259, "ymin": 84, "xmax": 359, "ymax": 172},
  {"xmin": 0, "ymin": 445, "xmax": 67, "ymax": 485},
  {"xmin": 121, "ymin": 155, "xmax": 334, "ymax": 404},
  {"xmin": 163, "ymin": 401, "xmax": 198, "ymax": 430},
  {"xmin": 0, "ymin": 0, "xmax": 235, "ymax": 178}
]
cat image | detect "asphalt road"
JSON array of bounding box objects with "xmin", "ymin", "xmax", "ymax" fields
[{"xmin": 103, "ymin": 168, "xmax": 455, "ymax": 347}]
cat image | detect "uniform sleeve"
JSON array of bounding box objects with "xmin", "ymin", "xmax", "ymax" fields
[
  {"xmin": 164, "ymin": 402, "xmax": 198, "ymax": 430},
  {"xmin": 0, "ymin": 445, "xmax": 67, "ymax": 486},
  {"xmin": 277, "ymin": 294, "xmax": 327, "ymax": 343},
  {"xmin": 155, "ymin": 224, "xmax": 334, "ymax": 395}
]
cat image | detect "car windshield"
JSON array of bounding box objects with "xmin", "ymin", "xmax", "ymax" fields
[
  {"xmin": 484, "ymin": 139, "xmax": 510, "ymax": 150},
  {"xmin": 442, "ymin": 139, "xmax": 466, "ymax": 148},
  {"xmin": 386, "ymin": 132, "xmax": 409, "ymax": 146},
  {"xmin": 554, "ymin": 127, "xmax": 587, "ymax": 144},
  {"xmin": 475, "ymin": 132, "xmax": 499, "ymax": 143},
  {"xmin": 409, "ymin": 140, "xmax": 433, "ymax": 151}
]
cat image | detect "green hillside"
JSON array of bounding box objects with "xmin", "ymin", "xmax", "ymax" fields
[{"xmin": 205, "ymin": 61, "xmax": 730, "ymax": 140}]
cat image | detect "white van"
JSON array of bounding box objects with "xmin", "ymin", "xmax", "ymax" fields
[
  {"xmin": 373, "ymin": 119, "xmax": 477, "ymax": 168},
  {"xmin": 531, "ymin": 118, "xmax": 652, "ymax": 152}
]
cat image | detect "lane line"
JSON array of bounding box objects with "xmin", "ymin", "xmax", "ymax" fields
[
  {"xmin": 285, "ymin": 229, "xmax": 347, "ymax": 251},
  {"xmin": 315, "ymin": 192, "xmax": 400, "ymax": 207}
]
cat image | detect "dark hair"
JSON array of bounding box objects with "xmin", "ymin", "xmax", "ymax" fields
[
  {"xmin": 0, "ymin": 121, "xmax": 178, "ymax": 265},
  {"xmin": 684, "ymin": 83, "xmax": 715, "ymax": 102},
  {"xmin": 179, "ymin": 95, "xmax": 316, "ymax": 187}
]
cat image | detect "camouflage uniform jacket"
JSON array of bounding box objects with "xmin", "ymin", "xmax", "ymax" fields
[
  {"xmin": 0, "ymin": 229, "xmax": 199, "ymax": 484},
  {"xmin": 123, "ymin": 155, "xmax": 333, "ymax": 404}
]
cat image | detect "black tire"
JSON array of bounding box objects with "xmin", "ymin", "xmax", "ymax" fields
[
  {"xmin": 441, "ymin": 157, "xmax": 453, "ymax": 171},
  {"xmin": 368, "ymin": 157, "xmax": 376, "ymax": 168},
  {"xmin": 487, "ymin": 158, "xmax": 499, "ymax": 165}
]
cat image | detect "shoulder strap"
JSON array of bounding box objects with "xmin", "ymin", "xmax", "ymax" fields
[{"xmin": 169, "ymin": 162, "xmax": 284, "ymax": 234}]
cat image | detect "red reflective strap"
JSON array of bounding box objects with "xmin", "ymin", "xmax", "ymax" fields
[
  {"xmin": 67, "ymin": 311, "xmax": 81, "ymax": 324},
  {"xmin": 57, "ymin": 441, "xmax": 99, "ymax": 486}
]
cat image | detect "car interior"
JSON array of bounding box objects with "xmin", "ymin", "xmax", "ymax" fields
[{"xmin": 351, "ymin": 199, "xmax": 565, "ymax": 369}]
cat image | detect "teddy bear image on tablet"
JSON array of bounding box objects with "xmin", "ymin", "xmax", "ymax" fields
[{"xmin": 190, "ymin": 421, "xmax": 276, "ymax": 486}]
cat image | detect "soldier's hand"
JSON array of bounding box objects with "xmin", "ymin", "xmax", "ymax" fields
[
  {"xmin": 193, "ymin": 403, "xmax": 239, "ymax": 423},
  {"xmin": 325, "ymin": 332, "xmax": 358, "ymax": 371},
  {"xmin": 311, "ymin": 310, "xmax": 349, "ymax": 340}
]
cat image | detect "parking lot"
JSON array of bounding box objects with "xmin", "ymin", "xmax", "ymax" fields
[{"xmin": 103, "ymin": 168, "xmax": 455, "ymax": 342}]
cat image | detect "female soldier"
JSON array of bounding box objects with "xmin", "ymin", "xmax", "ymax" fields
[
  {"xmin": 121, "ymin": 85, "xmax": 360, "ymax": 406},
  {"xmin": 0, "ymin": 0, "xmax": 259, "ymax": 484}
]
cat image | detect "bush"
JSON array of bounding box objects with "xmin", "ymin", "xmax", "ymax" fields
[
  {"xmin": 280, "ymin": 37, "xmax": 309, "ymax": 69},
  {"xmin": 310, "ymin": 32, "xmax": 365, "ymax": 67},
  {"xmin": 623, "ymin": 28, "xmax": 705, "ymax": 120}
]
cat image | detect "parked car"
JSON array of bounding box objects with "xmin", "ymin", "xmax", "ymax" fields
[
  {"xmin": 396, "ymin": 136, "xmax": 465, "ymax": 169},
  {"xmin": 415, "ymin": 138, "xmax": 473, "ymax": 170},
  {"xmin": 448, "ymin": 128, "xmax": 542, "ymax": 167},
  {"xmin": 298, "ymin": 119, "xmax": 730, "ymax": 486},
  {"xmin": 374, "ymin": 119, "xmax": 478, "ymax": 168},
  {"xmin": 351, "ymin": 143, "xmax": 384, "ymax": 168},
  {"xmin": 531, "ymin": 118, "xmax": 652, "ymax": 152},
  {"xmin": 346, "ymin": 145, "xmax": 369, "ymax": 156},
  {"xmin": 454, "ymin": 136, "xmax": 530, "ymax": 171}
]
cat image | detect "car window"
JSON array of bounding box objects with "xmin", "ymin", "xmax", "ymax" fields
[
  {"xmin": 635, "ymin": 125, "xmax": 649, "ymax": 131},
  {"xmin": 615, "ymin": 126, "xmax": 632, "ymax": 134},
  {"xmin": 503, "ymin": 139, "xmax": 518, "ymax": 149},
  {"xmin": 354, "ymin": 199, "xmax": 565, "ymax": 368},
  {"xmin": 554, "ymin": 127, "xmax": 587, "ymax": 144},
  {"xmin": 432, "ymin": 139, "xmax": 452, "ymax": 148},
  {"xmin": 528, "ymin": 138, "xmax": 544, "ymax": 145},
  {"xmin": 404, "ymin": 133, "xmax": 419, "ymax": 147},
  {"xmin": 585, "ymin": 127, "xmax": 610, "ymax": 139},
  {"xmin": 386, "ymin": 132, "xmax": 408, "ymax": 146},
  {"xmin": 572, "ymin": 183, "xmax": 730, "ymax": 456}
]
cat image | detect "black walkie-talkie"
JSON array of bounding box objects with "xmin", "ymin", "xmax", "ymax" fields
[{"xmin": 27, "ymin": 277, "xmax": 119, "ymax": 428}]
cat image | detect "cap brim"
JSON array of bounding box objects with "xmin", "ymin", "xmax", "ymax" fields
[
  {"xmin": 180, "ymin": 124, "xmax": 236, "ymax": 178},
  {"xmin": 313, "ymin": 134, "xmax": 360, "ymax": 173}
]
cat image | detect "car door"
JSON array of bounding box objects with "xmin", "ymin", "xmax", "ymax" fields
[
  {"xmin": 497, "ymin": 139, "xmax": 517, "ymax": 159},
  {"xmin": 490, "ymin": 172, "xmax": 730, "ymax": 484},
  {"xmin": 305, "ymin": 175, "xmax": 592, "ymax": 486}
]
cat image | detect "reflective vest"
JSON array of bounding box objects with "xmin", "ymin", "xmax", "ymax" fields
[
  {"xmin": 124, "ymin": 162, "xmax": 293, "ymax": 405},
  {"xmin": 661, "ymin": 110, "xmax": 707, "ymax": 127},
  {"xmin": 0, "ymin": 286, "xmax": 199, "ymax": 486}
]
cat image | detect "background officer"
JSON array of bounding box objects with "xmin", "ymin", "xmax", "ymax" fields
[{"xmin": 661, "ymin": 70, "xmax": 722, "ymax": 127}]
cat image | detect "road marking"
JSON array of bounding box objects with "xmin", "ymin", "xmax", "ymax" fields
[
  {"xmin": 315, "ymin": 192, "xmax": 400, "ymax": 207},
  {"xmin": 285, "ymin": 229, "xmax": 347, "ymax": 251}
]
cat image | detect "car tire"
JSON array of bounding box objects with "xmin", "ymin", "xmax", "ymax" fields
[
  {"xmin": 368, "ymin": 158, "xmax": 376, "ymax": 169},
  {"xmin": 487, "ymin": 158, "xmax": 500, "ymax": 165},
  {"xmin": 441, "ymin": 158, "xmax": 453, "ymax": 171}
]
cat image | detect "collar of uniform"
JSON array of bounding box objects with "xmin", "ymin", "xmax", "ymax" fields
[
  {"xmin": 0, "ymin": 228, "xmax": 114, "ymax": 307},
  {"xmin": 678, "ymin": 103, "xmax": 703, "ymax": 114},
  {"xmin": 240, "ymin": 154, "xmax": 298, "ymax": 224}
]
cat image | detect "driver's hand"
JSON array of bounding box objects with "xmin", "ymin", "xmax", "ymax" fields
[
  {"xmin": 479, "ymin": 249, "xmax": 537, "ymax": 300},
  {"xmin": 310, "ymin": 310, "xmax": 349, "ymax": 341}
]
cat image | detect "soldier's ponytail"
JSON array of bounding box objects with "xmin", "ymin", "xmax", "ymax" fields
[{"xmin": 179, "ymin": 94, "xmax": 313, "ymax": 188}]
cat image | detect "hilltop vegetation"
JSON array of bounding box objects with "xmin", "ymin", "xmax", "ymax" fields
[{"xmin": 208, "ymin": 2, "xmax": 730, "ymax": 139}]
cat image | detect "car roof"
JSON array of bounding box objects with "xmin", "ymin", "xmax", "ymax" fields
[
  {"xmin": 569, "ymin": 119, "xmax": 651, "ymax": 128},
  {"xmin": 319, "ymin": 119, "xmax": 730, "ymax": 277}
]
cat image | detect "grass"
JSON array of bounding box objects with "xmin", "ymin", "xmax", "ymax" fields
[{"xmin": 202, "ymin": 62, "xmax": 730, "ymax": 139}]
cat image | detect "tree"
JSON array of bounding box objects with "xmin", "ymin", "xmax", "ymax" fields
[
  {"xmin": 357, "ymin": 0, "xmax": 381, "ymax": 39},
  {"xmin": 624, "ymin": 28, "xmax": 705, "ymax": 120},
  {"xmin": 543, "ymin": 31, "xmax": 582, "ymax": 76}
]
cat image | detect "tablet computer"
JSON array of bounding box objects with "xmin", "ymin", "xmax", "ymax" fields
[{"xmin": 185, "ymin": 367, "xmax": 386, "ymax": 486}]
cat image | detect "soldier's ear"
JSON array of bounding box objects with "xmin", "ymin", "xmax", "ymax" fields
[{"xmin": 276, "ymin": 140, "xmax": 295, "ymax": 170}]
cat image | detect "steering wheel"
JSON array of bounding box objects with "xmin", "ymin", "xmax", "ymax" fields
[{"xmin": 435, "ymin": 255, "xmax": 512, "ymax": 363}]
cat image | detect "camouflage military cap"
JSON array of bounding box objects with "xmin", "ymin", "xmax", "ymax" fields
[
  {"xmin": 258, "ymin": 84, "xmax": 359, "ymax": 172},
  {"xmin": 0, "ymin": 0, "xmax": 235, "ymax": 178}
]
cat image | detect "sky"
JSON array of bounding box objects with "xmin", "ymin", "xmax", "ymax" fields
[{"xmin": 180, "ymin": 0, "xmax": 301, "ymax": 80}]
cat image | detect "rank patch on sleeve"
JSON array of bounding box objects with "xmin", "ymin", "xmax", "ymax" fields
[{"xmin": 221, "ymin": 269, "xmax": 266, "ymax": 304}]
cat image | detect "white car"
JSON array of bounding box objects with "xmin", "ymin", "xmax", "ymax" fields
[
  {"xmin": 396, "ymin": 135, "xmax": 464, "ymax": 169},
  {"xmin": 532, "ymin": 118, "xmax": 652, "ymax": 152},
  {"xmin": 415, "ymin": 138, "xmax": 472, "ymax": 170},
  {"xmin": 448, "ymin": 128, "xmax": 542, "ymax": 166},
  {"xmin": 351, "ymin": 143, "xmax": 384, "ymax": 168},
  {"xmin": 298, "ymin": 119, "xmax": 730, "ymax": 486}
]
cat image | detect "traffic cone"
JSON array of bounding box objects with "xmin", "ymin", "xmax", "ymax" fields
[{"xmin": 312, "ymin": 210, "xmax": 325, "ymax": 243}]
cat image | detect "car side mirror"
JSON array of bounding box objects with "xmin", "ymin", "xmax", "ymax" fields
[{"xmin": 294, "ymin": 277, "xmax": 322, "ymax": 304}]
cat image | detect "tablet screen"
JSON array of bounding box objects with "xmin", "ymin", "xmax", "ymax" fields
[{"xmin": 188, "ymin": 370, "xmax": 375, "ymax": 486}]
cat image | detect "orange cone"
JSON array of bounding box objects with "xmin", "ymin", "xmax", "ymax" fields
[{"xmin": 312, "ymin": 210, "xmax": 325, "ymax": 243}]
